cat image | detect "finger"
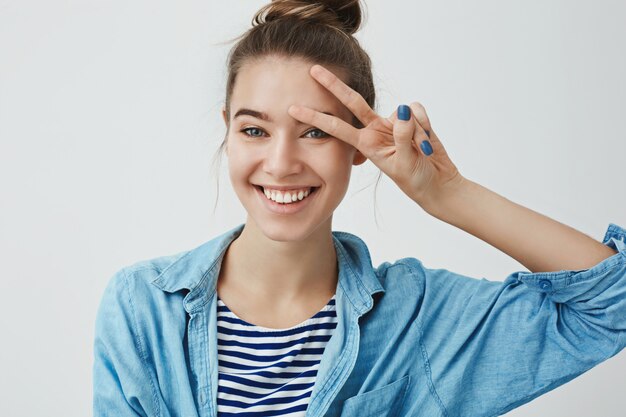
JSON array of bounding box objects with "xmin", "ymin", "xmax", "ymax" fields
[
  {"xmin": 389, "ymin": 103, "xmax": 429, "ymax": 139},
  {"xmin": 408, "ymin": 102, "xmax": 433, "ymax": 139},
  {"xmin": 310, "ymin": 64, "xmax": 379, "ymax": 127},
  {"xmin": 409, "ymin": 102, "xmax": 437, "ymax": 156},
  {"xmin": 288, "ymin": 104, "xmax": 360, "ymax": 148},
  {"xmin": 393, "ymin": 105, "xmax": 417, "ymax": 163},
  {"xmin": 406, "ymin": 109, "xmax": 432, "ymax": 156}
]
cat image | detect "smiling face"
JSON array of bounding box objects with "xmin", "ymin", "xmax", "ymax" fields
[{"xmin": 222, "ymin": 55, "xmax": 366, "ymax": 242}]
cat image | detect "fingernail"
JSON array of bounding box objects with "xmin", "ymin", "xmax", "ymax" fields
[
  {"xmin": 420, "ymin": 140, "xmax": 433, "ymax": 156},
  {"xmin": 397, "ymin": 104, "xmax": 411, "ymax": 121}
]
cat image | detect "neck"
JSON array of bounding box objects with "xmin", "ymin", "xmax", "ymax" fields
[{"xmin": 218, "ymin": 217, "xmax": 338, "ymax": 302}]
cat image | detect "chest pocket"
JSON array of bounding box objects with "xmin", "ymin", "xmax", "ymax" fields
[{"xmin": 339, "ymin": 375, "xmax": 411, "ymax": 417}]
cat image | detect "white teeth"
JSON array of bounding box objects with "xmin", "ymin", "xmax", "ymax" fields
[{"xmin": 261, "ymin": 187, "xmax": 314, "ymax": 204}]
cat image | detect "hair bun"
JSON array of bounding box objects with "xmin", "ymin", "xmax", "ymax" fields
[{"xmin": 253, "ymin": 0, "xmax": 364, "ymax": 35}]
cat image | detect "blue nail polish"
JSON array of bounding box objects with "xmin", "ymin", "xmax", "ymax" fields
[
  {"xmin": 397, "ymin": 104, "xmax": 411, "ymax": 121},
  {"xmin": 420, "ymin": 140, "xmax": 433, "ymax": 156}
]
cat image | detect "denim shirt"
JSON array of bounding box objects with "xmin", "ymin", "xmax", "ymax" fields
[{"xmin": 93, "ymin": 222, "xmax": 626, "ymax": 417}]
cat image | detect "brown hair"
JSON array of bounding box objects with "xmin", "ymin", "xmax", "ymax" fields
[{"xmin": 210, "ymin": 0, "xmax": 383, "ymax": 220}]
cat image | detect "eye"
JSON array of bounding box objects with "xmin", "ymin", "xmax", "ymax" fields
[
  {"xmin": 240, "ymin": 127, "xmax": 266, "ymax": 138},
  {"xmin": 239, "ymin": 127, "xmax": 330, "ymax": 139},
  {"xmin": 304, "ymin": 128, "xmax": 330, "ymax": 139}
]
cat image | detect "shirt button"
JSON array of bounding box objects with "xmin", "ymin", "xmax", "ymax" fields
[
  {"xmin": 538, "ymin": 279, "xmax": 552, "ymax": 291},
  {"xmin": 199, "ymin": 391, "xmax": 206, "ymax": 404}
]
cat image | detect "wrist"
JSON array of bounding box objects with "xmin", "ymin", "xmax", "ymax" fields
[{"xmin": 416, "ymin": 174, "xmax": 471, "ymax": 218}]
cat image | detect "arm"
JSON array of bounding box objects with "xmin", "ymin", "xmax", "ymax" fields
[
  {"xmin": 407, "ymin": 176, "xmax": 626, "ymax": 416},
  {"xmin": 93, "ymin": 269, "xmax": 153, "ymax": 416},
  {"xmin": 404, "ymin": 222, "xmax": 626, "ymax": 416},
  {"xmin": 419, "ymin": 176, "xmax": 618, "ymax": 273}
]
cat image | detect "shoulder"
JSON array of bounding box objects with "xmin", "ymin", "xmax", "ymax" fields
[
  {"xmin": 375, "ymin": 256, "xmax": 503, "ymax": 296},
  {"xmin": 371, "ymin": 257, "xmax": 430, "ymax": 299},
  {"xmin": 99, "ymin": 249, "xmax": 191, "ymax": 312},
  {"xmin": 95, "ymin": 249, "xmax": 194, "ymax": 348},
  {"xmin": 111, "ymin": 250, "xmax": 188, "ymax": 288},
  {"xmin": 375, "ymin": 256, "xmax": 426, "ymax": 282},
  {"xmin": 125, "ymin": 249, "xmax": 190, "ymax": 281}
]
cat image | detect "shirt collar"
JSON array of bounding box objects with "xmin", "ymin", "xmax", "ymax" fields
[{"xmin": 150, "ymin": 223, "xmax": 384, "ymax": 315}]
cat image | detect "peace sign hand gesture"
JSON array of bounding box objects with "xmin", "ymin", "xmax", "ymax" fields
[{"xmin": 288, "ymin": 64, "xmax": 465, "ymax": 210}]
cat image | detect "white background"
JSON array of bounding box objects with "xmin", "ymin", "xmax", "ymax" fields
[{"xmin": 1, "ymin": 0, "xmax": 625, "ymax": 416}]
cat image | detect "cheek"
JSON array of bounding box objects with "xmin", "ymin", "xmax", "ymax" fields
[
  {"xmin": 226, "ymin": 140, "xmax": 256, "ymax": 166},
  {"xmin": 329, "ymin": 141, "xmax": 356, "ymax": 165},
  {"xmin": 227, "ymin": 147, "xmax": 255, "ymax": 184},
  {"xmin": 317, "ymin": 146, "xmax": 353, "ymax": 181}
]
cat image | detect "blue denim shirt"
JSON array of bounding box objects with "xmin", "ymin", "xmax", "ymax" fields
[{"xmin": 93, "ymin": 222, "xmax": 626, "ymax": 417}]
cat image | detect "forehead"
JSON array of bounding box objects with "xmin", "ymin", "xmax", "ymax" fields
[{"xmin": 230, "ymin": 56, "xmax": 352, "ymax": 121}]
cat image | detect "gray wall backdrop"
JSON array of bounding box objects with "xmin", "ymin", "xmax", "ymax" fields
[{"xmin": 1, "ymin": 0, "xmax": 624, "ymax": 416}]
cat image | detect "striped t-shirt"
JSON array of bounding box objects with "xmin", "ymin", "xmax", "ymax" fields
[{"xmin": 216, "ymin": 294, "xmax": 338, "ymax": 417}]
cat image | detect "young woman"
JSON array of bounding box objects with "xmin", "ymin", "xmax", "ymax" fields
[{"xmin": 93, "ymin": 1, "xmax": 626, "ymax": 416}]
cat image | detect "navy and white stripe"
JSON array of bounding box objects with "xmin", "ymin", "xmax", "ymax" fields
[{"xmin": 216, "ymin": 294, "xmax": 338, "ymax": 417}]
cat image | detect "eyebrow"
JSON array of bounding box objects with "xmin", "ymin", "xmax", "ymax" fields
[{"xmin": 233, "ymin": 108, "xmax": 337, "ymax": 123}]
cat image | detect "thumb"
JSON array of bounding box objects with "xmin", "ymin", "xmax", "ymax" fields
[{"xmin": 393, "ymin": 104, "xmax": 416, "ymax": 156}]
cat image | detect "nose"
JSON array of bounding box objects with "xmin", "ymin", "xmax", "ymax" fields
[{"xmin": 263, "ymin": 131, "xmax": 305, "ymax": 178}]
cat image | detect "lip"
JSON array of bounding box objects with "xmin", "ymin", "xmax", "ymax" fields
[
  {"xmin": 253, "ymin": 184, "xmax": 319, "ymax": 215},
  {"xmin": 255, "ymin": 184, "xmax": 317, "ymax": 191}
]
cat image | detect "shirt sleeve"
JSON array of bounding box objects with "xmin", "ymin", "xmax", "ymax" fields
[
  {"xmin": 92, "ymin": 268, "xmax": 154, "ymax": 417},
  {"xmin": 413, "ymin": 222, "xmax": 626, "ymax": 417}
]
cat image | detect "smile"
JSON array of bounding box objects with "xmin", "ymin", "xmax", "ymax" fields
[{"xmin": 253, "ymin": 184, "xmax": 319, "ymax": 215}]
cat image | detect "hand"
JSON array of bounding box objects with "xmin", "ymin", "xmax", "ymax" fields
[{"xmin": 288, "ymin": 64, "xmax": 465, "ymax": 209}]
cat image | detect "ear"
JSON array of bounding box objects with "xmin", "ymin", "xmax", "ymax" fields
[
  {"xmin": 352, "ymin": 149, "xmax": 367, "ymax": 166},
  {"xmin": 221, "ymin": 106, "xmax": 229, "ymax": 155},
  {"xmin": 221, "ymin": 106, "xmax": 228, "ymax": 127}
]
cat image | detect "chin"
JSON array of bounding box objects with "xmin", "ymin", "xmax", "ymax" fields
[
  {"xmin": 257, "ymin": 220, "xmax": 316, "ymax": 243},
  {"xmin": 246, "ymin": 212, "xmax": 330, "ymax": 244}
]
